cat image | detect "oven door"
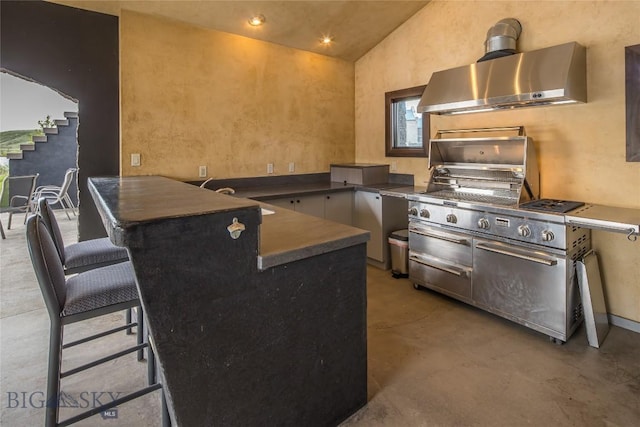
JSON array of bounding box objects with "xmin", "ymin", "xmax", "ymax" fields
[
  {"xmin": 409, "ymin": 222, "xmax": 473, "ymax": 301},
  {"xmin": 472, "ymin": 238, "xmax": 569, "ymax": 338}
]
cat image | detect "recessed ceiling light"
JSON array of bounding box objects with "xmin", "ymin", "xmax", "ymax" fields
[
  {"xmin": 248, "ymin": 15, "xmax": 266, "ymax": 26},
  {"xmin": 321, "ymin": 36, "xmax": 333, "ymax": 45}
]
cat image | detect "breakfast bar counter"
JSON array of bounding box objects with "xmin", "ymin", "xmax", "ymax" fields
[{"xmin": 88, "ymin": 175, "xmax": 369, "ymax": 426}]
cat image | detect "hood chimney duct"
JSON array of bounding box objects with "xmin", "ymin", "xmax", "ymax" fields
[{"xmin": 478, "ymin": 18, "xmax": 522, "ymax": 62}]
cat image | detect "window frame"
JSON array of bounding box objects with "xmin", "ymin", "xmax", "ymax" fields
[
  {"xmin": 385, "ymin": 85, "xmax": 429, "ymax": 157},
  {"xmin": 626, "ymin": 44, "xmax": 640, "ymax": 162}
]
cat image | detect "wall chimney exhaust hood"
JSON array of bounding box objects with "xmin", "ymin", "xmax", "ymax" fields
[{"xmin": 417, "ymin": 41, "xmax": 587, "ymax": 115}]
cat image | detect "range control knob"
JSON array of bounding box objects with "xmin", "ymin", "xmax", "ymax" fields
[
  {"xmin": 446, "ymin": 214, "xmax": 458, "ymax": 224},
  {"xmin": 477, "ymin": 218, "xmax": 490, "ymax": 230},
  {"xmin": 408, "ymin": 207, "xmax": 418, "ymax": 216},
  {"xmin": 420, "ymin": 209, "xmax": 431, "ymax": 219},
  {"xmin": 517, "ymin": 225, "xmax": 532, "ymax": 237},
  {"xmin": 541, "ymin": 230, "xmax": 555, "ymax": 242}
]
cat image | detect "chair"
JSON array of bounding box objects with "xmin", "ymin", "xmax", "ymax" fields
[
  {"xmin": 38, "ymin": 198, "xmax": 129, "ymax": 274},
  {"xmin": 34, "ymin": 168, "xmax": 76, "ymax": 220},
  {"xmin": 38, "ymin": 198, "xmax": 139, "ymax": 341},
  {"xmin": 26, "ymin": 215, "xmax": 161, "ymax": 427},
  {"xmin": 0, "ymin": 173, "xmax": 39, "ymax": 238}
]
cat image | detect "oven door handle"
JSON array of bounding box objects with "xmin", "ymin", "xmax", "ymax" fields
[
  {"xmin": 475, "ymin": 243, "xmax": 558, "ymax": 266},
  {"xmin": 409, "ymin": 227, "xmax": 469, "ymax": 245},
  {"xmin": 409, "ymin": 254, "xmax": 468, "ymax": 277}
]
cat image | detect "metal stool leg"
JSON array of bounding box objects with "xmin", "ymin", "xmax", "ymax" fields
[
  {"xmin": 147, "ymin": 336, "xmax": 169, "ymax": 426},
  {"xmin": 126, "ymin": 308, "xmax": 133, "ymax": 335},
  {"xmin": 161, "ymin": 388, "xmax": 171, "ymax": 427},
  {"xmin": 137, "ymin": 308, "xmax": 144, "ymax": 361},
  {"xmin": 147, "ymin": 338, "xmax": 156, "ymax": 385},
  {"xmin": 45, "ymin": 319, "xmax": 63, "ymax": 427}
]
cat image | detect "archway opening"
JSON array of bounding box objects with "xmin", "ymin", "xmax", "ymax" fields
[{"xmin": 1, "ymin": 70, "xmax": 79, "ymax": 208}]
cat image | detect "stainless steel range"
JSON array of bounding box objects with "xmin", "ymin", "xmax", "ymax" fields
[{"xmin": 408, "ymin": 127, "xmax": 591, "ymax": 343}]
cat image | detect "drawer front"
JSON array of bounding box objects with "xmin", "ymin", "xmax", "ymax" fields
[
  {"xmin": 409, "ymin": 223, "xmax": 472, "ymax": 267},
  {"xmin": 472, "ymin": 239, "xmax": 569, "ymax": 334},
  {"xmin": 409, "ymin": 252, "xmax": 472, "ymax": 301}
]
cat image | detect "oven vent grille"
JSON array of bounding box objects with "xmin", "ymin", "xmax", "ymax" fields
[
  {"xmin": 571, "ymin": 234, "xmax": 589, "ymax": 250},
  {"xmin": 572, "ymin": 303, "xmax": 584, "ymax": 323},
  {"xmin": 570, "ymin": 245, "xmax": 591, "ymax": 262}
]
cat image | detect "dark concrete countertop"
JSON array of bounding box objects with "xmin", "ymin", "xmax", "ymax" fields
[
  {"xmin": 88, "ymin": 176, "xmax": 259, "ymax": 246},
  {"xmin": 330, "ymin": 163, "xmax": 389, "ymax": 168},
  {"xmin": 233, "ymin": 181, "xmax": 355, "ymax": 200},
  {"xmin": 87, "ymin": 175, "xmax": 369, "ymax": 425},
  {"xmin": 379, "ymin": 185, "xmax": 428, "ymax": 198},
  {"xmin": 89, "ymin": 176, "xmax": 369, "ymax": 270},
  {"xmin": 258, "ymin": 202, "xmax": 369, "ymax": 270},
  {"xmin": 195, "ymin": 172, "xmax": 418, "ymax": 199},
  {"xmin": 233, "ymin": 181, "xmax": 422, "ymax": 200}
]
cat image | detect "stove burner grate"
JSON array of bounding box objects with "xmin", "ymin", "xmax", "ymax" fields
[{"xmin": 520, "ymin": 199, "xmax": 584, "ymax": 213}]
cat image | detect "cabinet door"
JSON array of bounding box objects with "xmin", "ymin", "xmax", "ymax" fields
[
  {"xmin": 268, "ymin": 198, "xmax": 295, "ymax": 210},
  {"xmin": 294, "ymin": 195, "xmax": 325, "ymax": 217},
  {"xmin": 324, "ymin": 192, "xmax": 353, "ymax": 225},
  {"xmin": 354, "ymin": 191, "xmax": 383, "ymax": 261}
]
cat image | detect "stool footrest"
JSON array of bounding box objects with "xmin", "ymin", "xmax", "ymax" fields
[
  {"xmin": 57, "ymin": 383, "xmax": 162, "ymax": 427},
  {"xmin": 63, "ymin": 322, "xmax": 138, "ymax": 349},
  {"xmin": 61, "ymin": 343, "xmax": 147, "ymax": 378}
]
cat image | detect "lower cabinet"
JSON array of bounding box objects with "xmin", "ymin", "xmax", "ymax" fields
[
  {"xmin": 324, "ymin": 192, "xmax": 353, "ymax": 225},
  {"xmin": 354, "ymin": 192, "xmax": 384, "ymax": 261},
  {"xmin": 268, "ymin": 190, "xmax": 407, "ymax": 268},
  {"xmin": 267, "ymin": 192, "xmax": 352, "ymax": 225},
  {"xmin": 267, "ymin": 198, "xmax": 295, "ymax": 210},
  {"xmin": 354, "ymin": 192, "xmax": 408, "ymax": 266},
  {"xmin": 268, "ymin": 194, "xmax": 325, "ymax": 216}
]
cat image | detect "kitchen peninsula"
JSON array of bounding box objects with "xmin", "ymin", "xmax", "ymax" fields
[{"xmin": 88, "ymin": 176, "xmax": 369, "ymax": 426}]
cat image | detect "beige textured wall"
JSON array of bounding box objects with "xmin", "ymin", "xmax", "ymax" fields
[
  {"xmin": 120, "ymin": 10, "xmax": 354, "ymax": 179},
  {"xmin": 355, "ymin": 1, "xmax": 640, "ymax": 322}
]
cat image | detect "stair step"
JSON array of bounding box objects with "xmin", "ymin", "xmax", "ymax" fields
[
  {"xmin": 32, "ymin": 135, "xmax": 47, "ymax": 143},
  {"xmin": 43, "ymin": 127, "xmax": 58, "ymax": 135},
  {"xmin": 6, "ymin": 152, "xmax": 23, "ymax": 160},
  {"xmin": 64, "ymin": 111, "xmax": 78, "ymax": 119},
  {"xmin": 54, "ymin": 119, "xmax": 69, "ymax": 126},
  {"xmin": 20, "ymin": 143, "xmax": 35, "ymax": 151}
]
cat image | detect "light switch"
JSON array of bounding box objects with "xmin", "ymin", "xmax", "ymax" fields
[{"xmin": 131, "ymin": 153, "xmax": 141, "ymax": 167}]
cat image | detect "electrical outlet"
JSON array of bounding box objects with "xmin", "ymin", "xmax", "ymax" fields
[
  {"xmin": 390, "ymin": 161, "xmax": 397, "ymax": 172},
  {"xmin": 288, "ymin": 162, "xmax": 295, "ymax": 173},
  {"xmin": 199, "ymin": 165, "xmax": 207, "ymax": 178},
  {"xmin": 267, "ymin": 163, "xmax": 274, "ymax": 174},
  {"xmin": 131, "ymin": 153, "xmax": 141, "ymax": 167}
]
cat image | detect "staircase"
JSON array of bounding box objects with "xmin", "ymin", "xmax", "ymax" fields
[
  {"xmin": 8, "ymin": 112, "xmax": 79, "ymax": 205},
  {"xmin": 6, "ymin": 112, "xmax": 78, "ymax": 160}
]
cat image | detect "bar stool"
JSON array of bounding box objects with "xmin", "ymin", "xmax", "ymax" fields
[
  {"xmin": 37, "ymin": 198, "xmax": 143, "ymax": 349},
  {"xmin": 38, "ymin": 198, "xmax": 129, "ymax": 275},
  {"xmin": 26, "ymin": 215, "xmax": 162, "ymax": 427}
]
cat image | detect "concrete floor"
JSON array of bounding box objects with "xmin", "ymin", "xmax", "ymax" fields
[{"xmin": 1, "ymin": 211, "xmax": 639, "ymax": 426}]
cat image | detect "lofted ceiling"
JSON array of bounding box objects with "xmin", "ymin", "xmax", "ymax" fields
[{"xmin": 50, "ymin": 0, "xmax": 430, "ymax": 61}]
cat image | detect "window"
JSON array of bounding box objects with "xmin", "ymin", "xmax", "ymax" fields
[{"xmin": 385, "ymin": 85, "xmax": 429, "ymax": 157}]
